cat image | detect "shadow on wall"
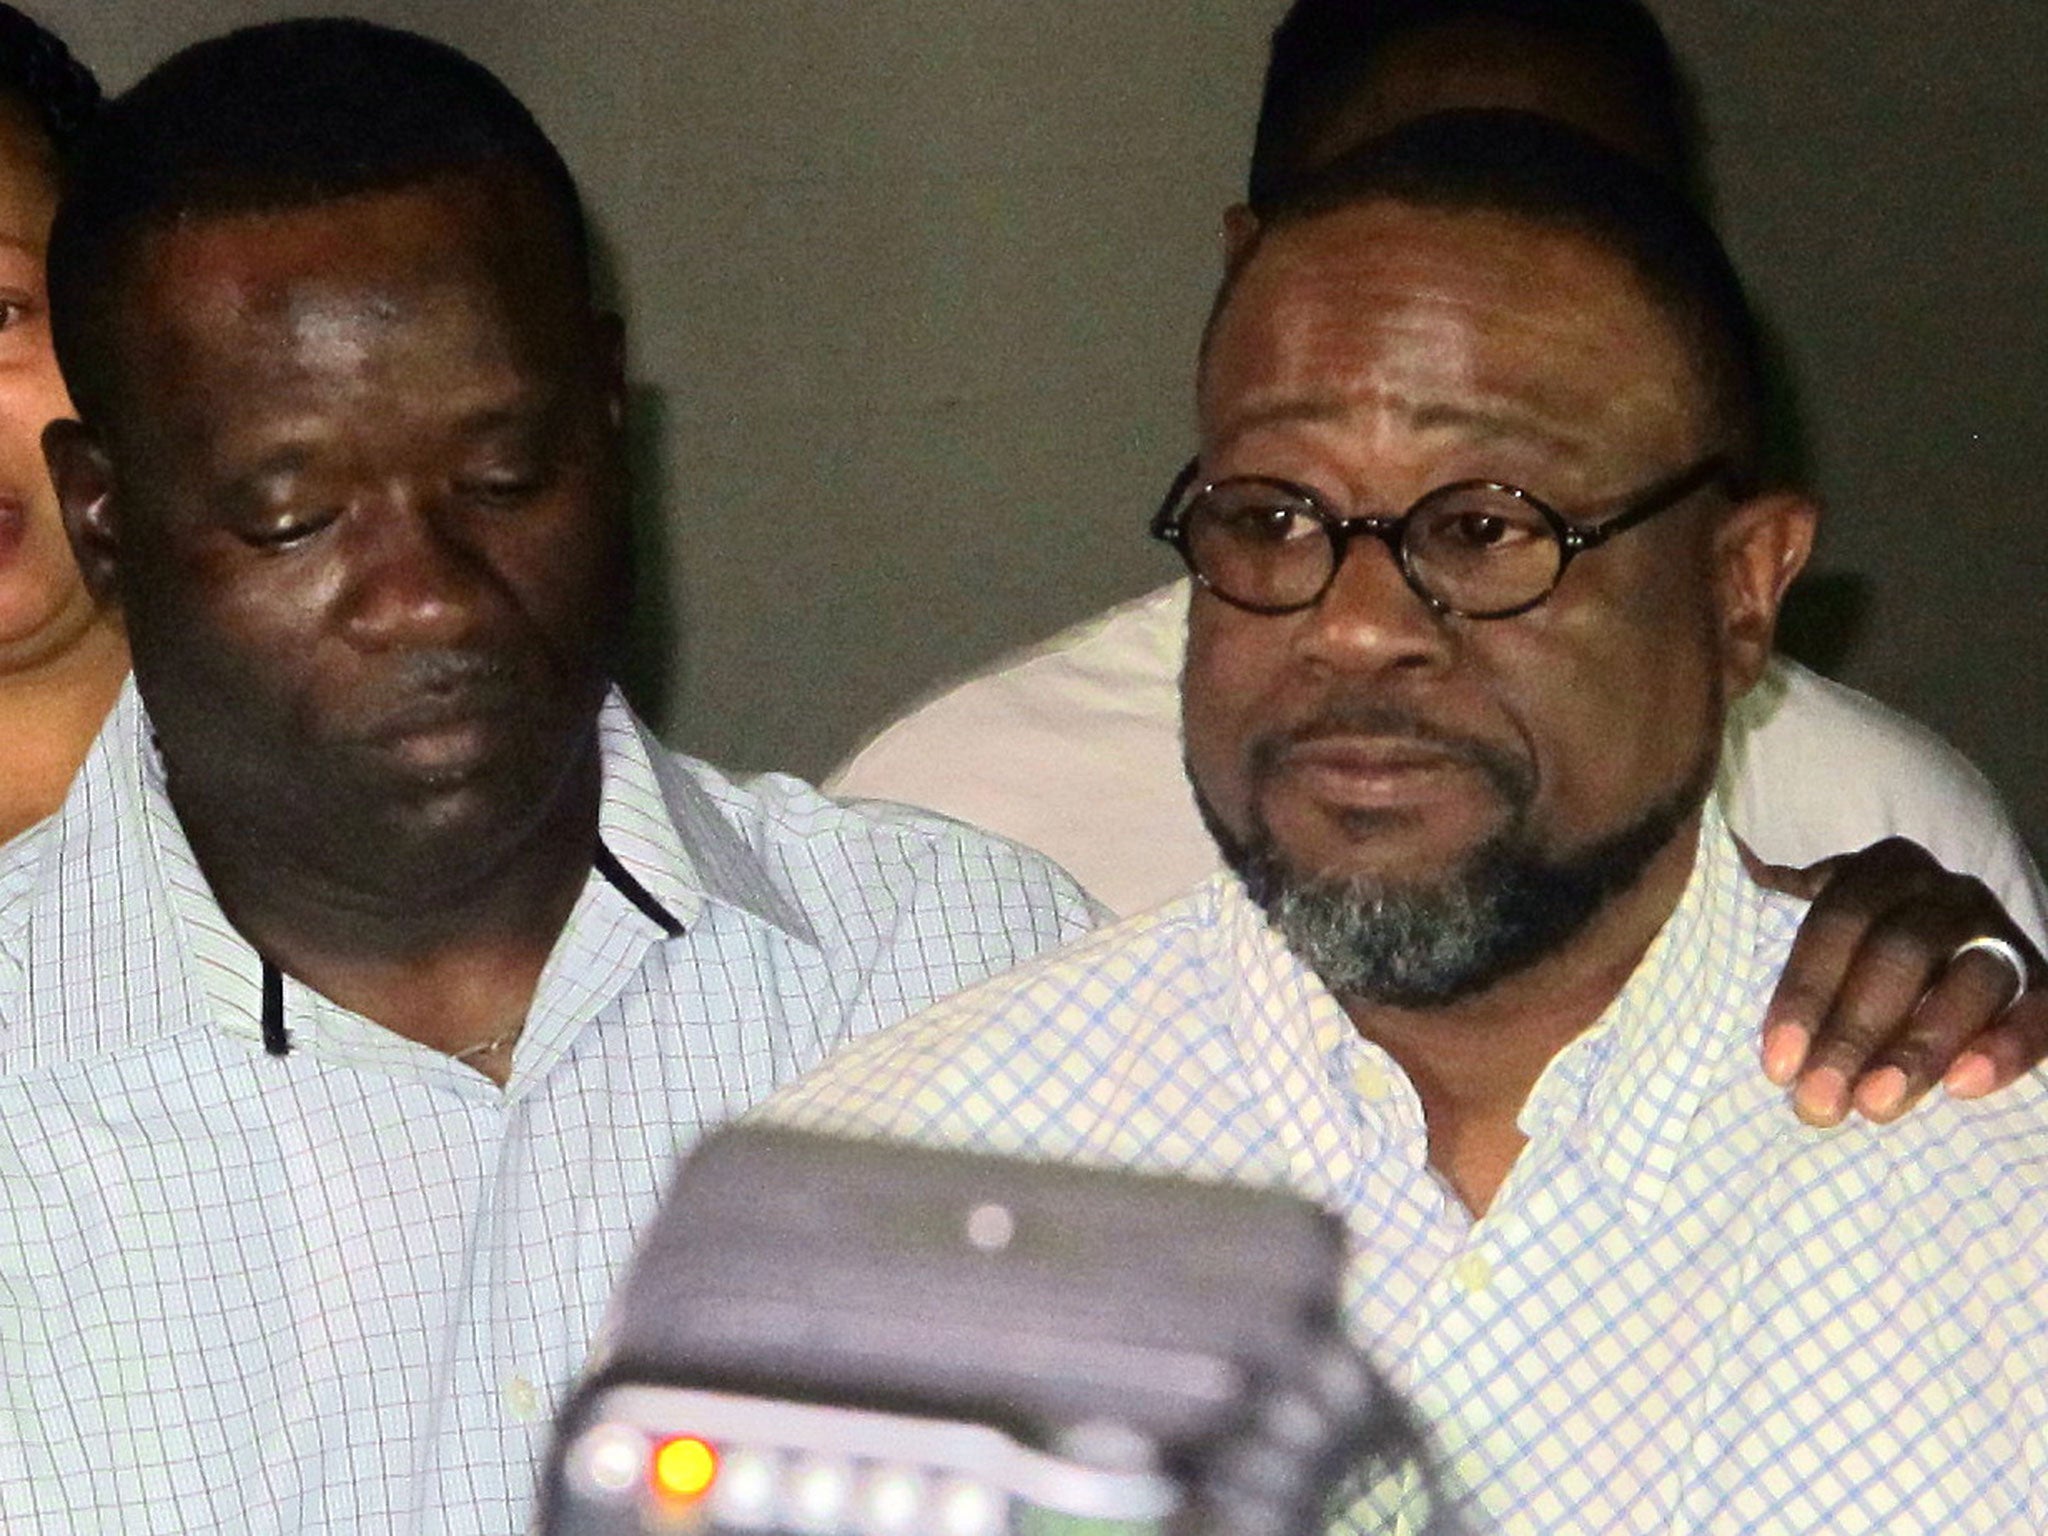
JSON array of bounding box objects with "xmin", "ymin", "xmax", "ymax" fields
[
  {"xmin": 590, "ymin": 225, "xmax": 682, "ymax": 734},
  {"xmin": 1776, "ymin": 571, "xmax": 1868, "ymax": 679},
  {"xmin": 1748, "ymin": 298, "xmax": 1868, "ymax": 678},
  {"xmin": 617, "ymin": 381, "xmax": 682, "ymax": 737}
]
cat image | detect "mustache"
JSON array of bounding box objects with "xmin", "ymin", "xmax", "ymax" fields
[
  {"xmin": 390, "ymin": 649, "xmax": 518, "ymax": 695},
  {"xmin": 354, "ymin": 650, "xmax": 522, "ymax": 731},
  {"xmin": 1245, "ymin": 702, "xmax": 1534, "ymax": 808}
]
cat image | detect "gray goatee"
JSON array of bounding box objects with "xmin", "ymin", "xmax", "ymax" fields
[{"xmin": 1193, "ymin": 709, "xmax": 1714, "ymax": 1008}]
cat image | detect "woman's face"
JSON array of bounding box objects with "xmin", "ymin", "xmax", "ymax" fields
[{"xmin": 0, "ymin": 93, "xmax": 93, "ymax": 673}]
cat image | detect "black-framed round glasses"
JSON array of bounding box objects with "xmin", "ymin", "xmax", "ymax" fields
[{"xmin": 1150, "ymin": 454, "xmax": 1736, "ymax": 619}]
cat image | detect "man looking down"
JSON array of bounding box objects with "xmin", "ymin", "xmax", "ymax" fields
[
  {"xmin": 0, "ymin": 22, "xmax": 1090, "ymax": 1532},
  {"xmin": 768, "ymin": 115, "xmax": 2048, "ymax": 1532}
]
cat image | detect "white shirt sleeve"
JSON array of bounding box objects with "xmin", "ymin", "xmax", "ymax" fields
[{"xmin": 1721, "ymin": 657, "xmax": 2048, "ymax": 946}]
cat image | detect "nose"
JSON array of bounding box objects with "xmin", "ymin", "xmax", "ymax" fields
[
  {"xmin": 337, "ymin": 487, "xmax": 496, "ymax": 654},
  {"xmin": 1293, "ymin": 524, "xmax": 1455, "ymax": 676}
]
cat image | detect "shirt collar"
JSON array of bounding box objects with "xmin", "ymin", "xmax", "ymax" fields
[
  {"xmin": 1209, "ymin": 874, "xmax": 1388, "ymax": 1208},
  {"xmin": 1207, "ymin": 797, "xmax": 1788, "ymax": 1232},
  {"xmin": 92, "ymin": 684, "xmax": 818, "ymax": 1055},
  {"xmin": 138, "ymin": 700, "xmax": 267, "ymax": 1046},
  {"xmin": 0, "ymin": 680, "xmax": 225, "ymax": 1065},
  {"xmin": 606, "ymin": 701, "xmax": 817, "ymax": 947},
  {"xmin": 1533, "ymin": 799, "xmax": 1789, "ymax": 1229}
]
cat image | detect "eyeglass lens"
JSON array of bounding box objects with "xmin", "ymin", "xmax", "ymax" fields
[{"xmin": 1182, "ymin": 481, "xmax": 1566, "ymax": 615}]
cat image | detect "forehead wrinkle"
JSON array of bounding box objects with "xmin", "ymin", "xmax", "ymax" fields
[{"xmin": 1210, "ymin": 378, "xmax": 1595, "ymax": 468}]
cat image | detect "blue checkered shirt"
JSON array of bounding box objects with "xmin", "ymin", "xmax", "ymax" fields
[
  {"xmin": 765, "ymin": 806, "xmax": 2048, "ymax": 1533},
  {"xmin": 0, "ymin": 684, "xmax": 1095, "ymax": 1534}
]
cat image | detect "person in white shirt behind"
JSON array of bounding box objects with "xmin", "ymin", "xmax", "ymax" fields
[{"xmin": 830, "ymin": 0, "xmax": 2048, "ymax": 1127}]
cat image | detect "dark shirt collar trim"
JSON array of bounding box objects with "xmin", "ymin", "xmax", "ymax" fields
[
  {"xmin": 593, "ymin": 839, "xmax": 687, "ymax": 937},
  {"xmin": 259, "ymin": 835, "xmax": 689, "ymax": 1059}
]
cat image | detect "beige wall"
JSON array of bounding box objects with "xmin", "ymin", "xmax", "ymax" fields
[{"xmin": 32, "ymin": 2, "xmax": 2048, "ymax": 856}]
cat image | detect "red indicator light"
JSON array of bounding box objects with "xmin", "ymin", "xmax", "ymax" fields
[{"xmin": 651, "ymin": 1435, "xmax": 719, "ymax": 1501}]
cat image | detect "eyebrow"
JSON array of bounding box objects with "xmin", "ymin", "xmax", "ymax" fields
[
  {"xmin": 215, "ymin": 385, "xmax": 562, "ymax": 467},
  {"xmin": 459, "ymin": 396, "xmax": 560, "ymax": 435}
]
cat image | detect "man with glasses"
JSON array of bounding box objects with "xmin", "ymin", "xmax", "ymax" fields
[
  {"xmin": 830, "ymin": 0, "xmax": 2048, "ymax": 1127},
  {"xmin": 766, "ymin": 115, "xmax": 2048, "ymax": 1532},
  {"xmin": 1150, "ymin": 452, "xmax": 1731, "ymax": 623}
]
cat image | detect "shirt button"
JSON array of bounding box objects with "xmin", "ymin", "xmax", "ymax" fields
[
  {"xmin": 1352, "ymin": 1059, "xmax": 1394, "ymax": 1103},
  {"xmin": 1450, "ymin": 1253, "xmax": 1493, "ymax": 1295},
  {"xmin": 505, "ymin": 1374, "xmax": 543, "ymax": 1422}
]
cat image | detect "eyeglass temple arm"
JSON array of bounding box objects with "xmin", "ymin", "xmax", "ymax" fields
[
  {"xmin": 1150, "ymin": 458, "xmax": 1202, "ymax": 539},
  {"xmin": 1560, "ymin": 455, "xmax": 1737, "ymax": 553}
]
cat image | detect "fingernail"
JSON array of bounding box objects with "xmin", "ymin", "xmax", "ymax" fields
[
  {"xmin": 1762, "ymin": 1023, "xmax": 1809, "ymax": 1086},
  {"xmin": 1794, "ymin": 1067, "xmax": 1849, "ymax": 1127},
  {"xmin": 1856, "ymin": 1066, "xmax": 1908, "ymax": 1121},
  {"xmin": 1945, "ymin": 1053, "xmax": 1997, "ymax": 1099}
]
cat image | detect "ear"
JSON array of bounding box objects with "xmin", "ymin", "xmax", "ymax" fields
[
  {"xmin": 1712, "ymin": 489, "xmax": 1818, "ymax": 701},
  {"xmin": 42, "ymin": 417, "xmax": 124, "ymax": 607},
  {"xmin": 1221, "ymin": 203, "xmax": 1261, "ymax": 271}
]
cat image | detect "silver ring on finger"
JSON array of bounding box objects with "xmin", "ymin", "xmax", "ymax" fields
[{"xmin": 1949, "ymin": 933, "xmax": 2028, "ymax": 1010}]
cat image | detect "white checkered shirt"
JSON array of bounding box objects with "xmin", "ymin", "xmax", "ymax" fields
[
  {"xmin": 0, "ymin": 684, "xmax": 1095, "ymax": 1534},
  {"xmin": 765, "ymin": 805, "xmax": 2048, "ymax": 1534}
]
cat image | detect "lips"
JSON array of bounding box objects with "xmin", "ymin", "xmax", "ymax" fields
[
  {"xmin": 1272, "ymin": 734, "xmax": 1495, "ymax": 812},
  {"xmin": 363, "ymin": 682, "xmax": 521, "ymax": 781},
  {"xmin": 1241, "ymin": 698, "xmax": 1539, "ymax": 838},
  {"xmin": 380, "ymin": 712, "xmax": 497, "ymax": 775}
]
